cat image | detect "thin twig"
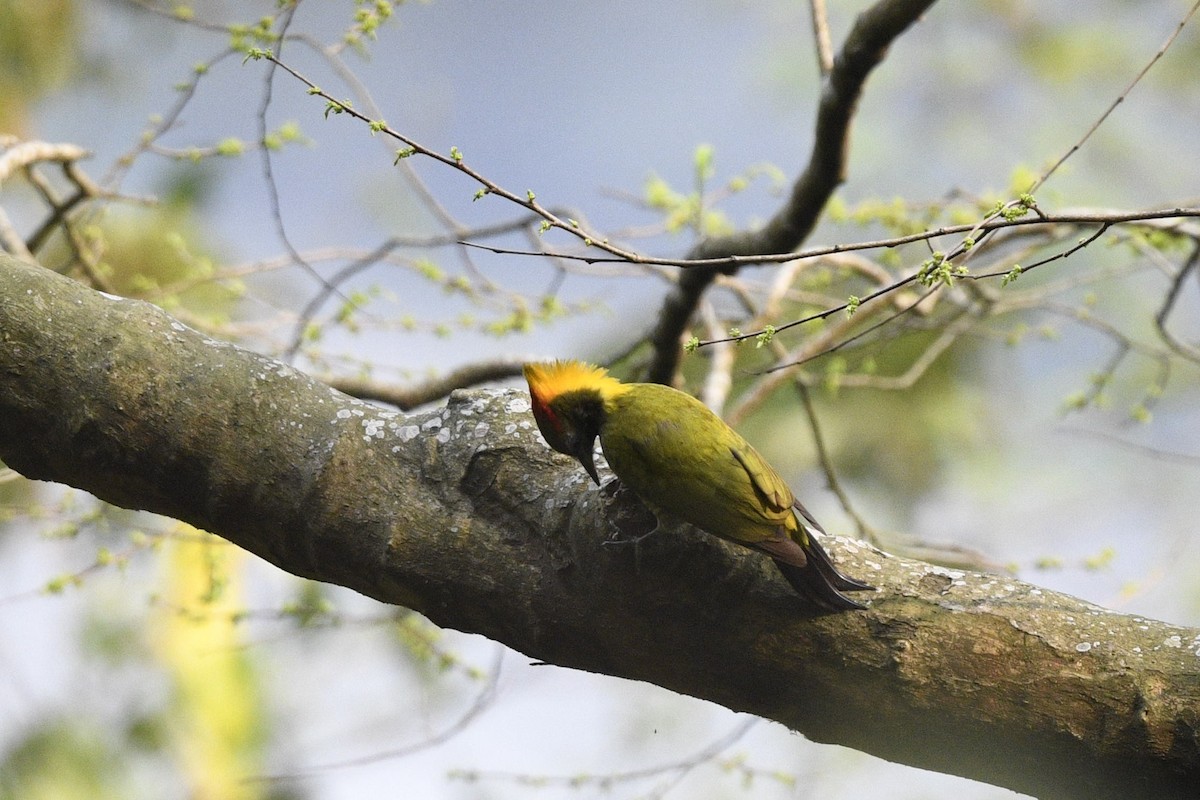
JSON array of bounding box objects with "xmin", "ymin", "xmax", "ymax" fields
[
  {"xmin": 248, "ymin": 645, "xmax": 506, "ymax": 781},
  {"xmin": 763, "ymin": 285, "xmax": 940, "ymax": 373},
  {"xmin": 793, "ymin": 379, "xmax": 880, "ymax": 544},
  {"xmin": 257, "ymin": 53, "xmax": 643, "ymax": 265},
  {"xmin": 450, "ymin": 718, "xmax": 759, "ymax": 795},
  {"xmin": 699, "ymin": 300, "xmax": 735, "ymax": 413},
  {"xmin": 830, "ymin": 307, "xmax": 976, "ymax": 390},
  {"xmin": 460, "ymin": 207, "xmax": 1200, "ymax": 272},
  {"xmin": 1028, "ymin": 0, "xmax": 1200, "ymax": 195}
]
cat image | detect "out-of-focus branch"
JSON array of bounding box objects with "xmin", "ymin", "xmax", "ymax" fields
[
  {"xmin": 328, "ymin": 359, "xmax": 527, "ymax": 410},
  {"xmin": 808, "ymin": 0, "xmax": 835, "ymax": 75},
  {"xmin": 0, "ymin": 140, "xmax": 95, "ymax": 259},
  {"xmin": 0, "ymin": 139, "xmax": 90, "ymax": 184},
  {"xmin": 646, "ymin": 0, "xmax": 938, "ymax": 384},
  {"xmin": 0, "ymin": 138, "xmax": 129, "ymax": 290},
  {"xmin": 1154, "ymin": 241, "xmax": 1200, "ymax": 363}
]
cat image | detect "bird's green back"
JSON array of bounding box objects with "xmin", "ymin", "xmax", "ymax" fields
[{"xmin": 599, "ymin": 383, "xmax": 798, "ymax": 546}]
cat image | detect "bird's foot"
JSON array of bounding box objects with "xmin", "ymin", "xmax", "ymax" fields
[
  {"xmin": 602, "ymin": 483, "xmax": 658, "ymax": 545},
  {"xmin": 600, "ymin": 524, "xmax": 661, "ymax": 547}
]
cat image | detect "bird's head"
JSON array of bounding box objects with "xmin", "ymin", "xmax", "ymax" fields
[{"xmin": 523, "ymin": 360, "xmax": 629, "ymax": 485}]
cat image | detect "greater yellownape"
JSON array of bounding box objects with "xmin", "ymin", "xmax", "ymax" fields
[{"xmin": 524, "ymin": 360, "xmax": 873, "ymax": 611}]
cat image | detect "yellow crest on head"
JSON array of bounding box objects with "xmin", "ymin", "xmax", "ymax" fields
[{"xmin": 523, "ymin": 360, "xmax": 629, "ymax": 402}]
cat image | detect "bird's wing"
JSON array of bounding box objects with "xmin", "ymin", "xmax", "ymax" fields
[
  {"xmin": 791, "ymin": 498, "xmax": 829, "ymax": 536},
  {"xmin": 729, "ymin": 446, "xmax": 794, "ymax": 515}
]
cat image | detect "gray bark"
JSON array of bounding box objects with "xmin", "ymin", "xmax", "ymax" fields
[{"xmin": 1, "ymin": 255, "xmax": 1197, "ymax": 798}]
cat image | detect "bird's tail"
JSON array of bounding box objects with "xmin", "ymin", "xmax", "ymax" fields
[
  {"xmin": 770, "ymin": 506, "xmax": 875, "ymax": 611},
  {"xmin": 802, "ymin": 529, "xmax": 875, "ymax": 594},
  {"xmin": 772, "ymin": 548, "xmax": 872, "ymax": 611}
]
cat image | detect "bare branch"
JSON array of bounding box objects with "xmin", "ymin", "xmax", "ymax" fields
[
  {"xmin": 792, "ymin": 379, "xmax": 881, "ymax": 544},
  {"xmin": 457, "ymin": 207, "xmax": 1200, "ymax": 272},
  {"xmin": 0, "ymin": 139, "xmax": 90, "ymax": 184},
  {"xmin": 257, "ymin": 53, "xmax": 643, "ymax": 265},
  {"xmin": 1154, "ymin": 241, "xmax": 1200, "ymax": 363},
  {"xmin": 646, "ymin": 0, "xmax": 938, "ymax": 384},
  {"xmin": 808, "ymin": 0, "xmax": 835, "ymax": 76},
  {"xmin": 328, "ymin": 358, "xmax": 527, "ymax": 410}
]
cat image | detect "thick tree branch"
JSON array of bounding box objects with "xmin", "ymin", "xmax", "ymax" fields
[
  {"xmin": 647, "ymin": 0, "xmax": 938, "ymax": 383},
  {"xmin": 1, "ymin": 256, "xmax": 1197, "ymax": 799}
]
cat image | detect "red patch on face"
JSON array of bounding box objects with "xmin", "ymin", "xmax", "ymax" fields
[{"xmin": 530, "ymin": 391, "xmax": 564, "ymax": 442}]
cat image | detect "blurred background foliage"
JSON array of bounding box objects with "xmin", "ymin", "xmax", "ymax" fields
[{"xmin": 0, "ymin": 0, "xmax": 79, "ymax": 133}]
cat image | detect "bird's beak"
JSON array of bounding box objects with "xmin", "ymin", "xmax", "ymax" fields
[{"xmin": 574, "ymin": 440, "xmax": 601, "ymax": 486}]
